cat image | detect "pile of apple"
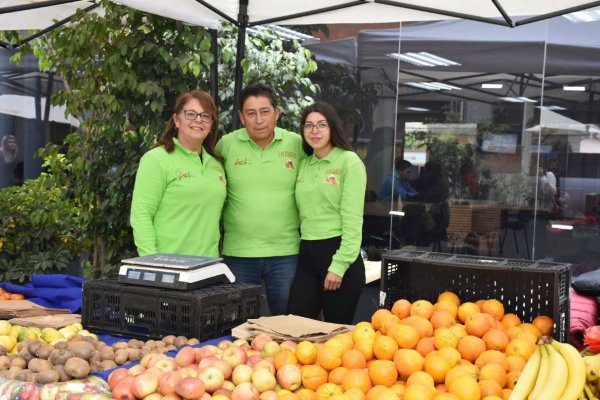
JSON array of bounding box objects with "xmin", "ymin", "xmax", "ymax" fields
[{"xmin": 108, "ymin": 335, "xmax": 300, "ymax": 400}]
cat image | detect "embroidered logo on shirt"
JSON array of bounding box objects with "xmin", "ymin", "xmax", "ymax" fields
[
  {"xmin": 178, "ymin": 171, "xmax": 193, "ymax": 180},
  {"xmin": 234, "ymin": 158, "xmax": 251, "ymax": 166},
  {"xmin": 327, "ymin": 168, "xmax": 342, "ymax": 175},
  {"xmin": 218, "ymin": 175, "xmax": 226, "ymax": 184},
  {"xmin": 210, "ymin": 165, "xmax": 224, "ymax": 173},
  {"xmin": 284, "ymin": 159, "xmax": 296, "ymax": 169},
  {"xmin": 324, "ymin": 175, "xmax": 339, "ymax": 185},
  {"xmin": 278, "ymin": 150, "xmax": 297, "ymax": 158}
]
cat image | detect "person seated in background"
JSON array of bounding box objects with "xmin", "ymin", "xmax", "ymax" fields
[
  {"xmin": 459, "ymin": 159, "xmax": 479, "ymax": 198},
  {"xmin": 413, "ymin": 160, "xmax": 450, "ymax": 204},
  {"xmin": 377, "ymin": 158, "xmax": 418, "ymax": 203}
]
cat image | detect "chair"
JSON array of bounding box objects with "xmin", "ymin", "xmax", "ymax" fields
[{"xmin": 499, "ymin": 209, "xmax": 531, "ymax": 258}]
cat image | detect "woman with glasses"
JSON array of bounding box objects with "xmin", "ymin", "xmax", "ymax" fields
[
  {"xmin": 287, "ymin": 102, "xmax": 367, "ymax": 324},
  {"xmin": 130, "ymin": 90, "xmax": 226, "ymax": 256}
]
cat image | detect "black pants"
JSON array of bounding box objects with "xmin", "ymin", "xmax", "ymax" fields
[{"xmin": 287, "ymin": 237, "xmax": 365, "ymax": 324}]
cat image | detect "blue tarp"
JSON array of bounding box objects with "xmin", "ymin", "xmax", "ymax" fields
[{"xmin": 0, "ymin": 274, "xmax": 85, "ymax": 313}]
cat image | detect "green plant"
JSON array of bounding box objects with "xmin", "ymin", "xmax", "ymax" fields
[{"xmin": 0, "ymin": 152, "xmax": 79, "ymax": 282}]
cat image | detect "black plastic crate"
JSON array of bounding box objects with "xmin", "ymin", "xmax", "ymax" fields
[
  {"xmin": 82, "ymin": 280, "xmax": 262, "ymax": 340},
  {"xmin": 380, "ymin": 250, "xmax": 571, "ymax": 342}
]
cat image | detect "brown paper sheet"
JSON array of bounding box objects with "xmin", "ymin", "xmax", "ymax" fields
[
  {"xmin": 8, "ymin": 314, "xmax": 81, "ymax": 328},
  {"xmin": 0, "ymin": 300, "xmax": 71, "ymax": 319}
]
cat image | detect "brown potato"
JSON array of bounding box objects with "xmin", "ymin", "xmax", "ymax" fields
[
  {"xmin": 99, "ymin": 346, "xmax": 114, "ymax": 361},
  {"xmin": 53, "ymin": 364, "xmax": 70, "ymax": 382},
  {"xmin": 36, "ymin": 344, "xmax": 54, "ymax": 360},
  {"xmin": 174, "ymin": 336, "xmax": 188, "ymax": 348},
  {"xmin": 127, "ymin": 348, "xmax": 142, "ymax": 362},
  {"xmin": 162, "ymin": 335, "xmax": 176, "ymax": 345},
  {"xmin": 49, "ymin": 349, "xmax": 73, "ymax": 365},
  {"xmin": 114, "ymin": 349, "xmax": 129, "ymax": 365},
  {"xmin": 10, "ymin": 357, "xmax": 26, "ymax": 369},
  {"xmin": 0, "ymin": 356, "xmax": 10, "ymax": 370},
  {"xmin": 64, "ymin": 357, "xmax": 91, "ymax": 379},
  {"xmin": 100, "ymin": 360, "xmax": 117, "ymax": 371},
  {"xmin": 27, "ymin": 340, "xmax": 43, "ymax": 355},
  {"xmin": 35, "ymin": 369, "xmax": 60, "ymax": 384},
  {"xmin": 67, "ymin": 341, "xmax": 96, "ymax": 360},
  {"xmin": 112, "ymin": 342, "xmax": 129, "ymax": 351},
  {"xmin": 28, "ymin": 358, "xmax": 53, "ymax": 373}
]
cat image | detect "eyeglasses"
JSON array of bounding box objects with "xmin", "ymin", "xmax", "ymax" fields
[
  {"xmin": 303, "ymin": 122, "xmax": 329, "ymax": 133},
  {"xmin": 180, "ymin": 110, "xmax": 213, "ymax": 122}
]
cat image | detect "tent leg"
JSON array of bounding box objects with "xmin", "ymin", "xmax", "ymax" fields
[
  {"xmin": 232, "ymin": 0, "xmax": 249, "ymax": 131},
  {"xmin": 209, "ymin": 29, "xmax": 219, "ymax": 108}
]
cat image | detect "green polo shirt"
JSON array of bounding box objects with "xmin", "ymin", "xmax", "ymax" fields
[
  {"xmin": 130, "ymin": 139, "xmax": 226, "ymax": 257},
  {"xmin": 295, "ymin": 147, "xmax": 367, "ymax": 277},
  {"xmin": 216, "ymin": 127, "xmax": 303, "ymax": 257}
]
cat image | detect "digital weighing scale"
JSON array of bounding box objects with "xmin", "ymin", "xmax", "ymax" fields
[{"xmin": 118, "ymin": 253, "xmax": 236, "ymax": 290}]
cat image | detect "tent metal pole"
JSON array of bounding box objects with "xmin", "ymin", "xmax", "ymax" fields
[
  {"xmin": 232, "ymin": 0, "xmax": 249, "ymax": 131},
  {"xmin": 0, "ymin": 0, "xmax": 83, "ymax": 14},
  {"xmin": 209, "ymin": 29, "xmax": 219, "ymax": 108},
  {"xmin": 515, "ymin": 1, "xmax": 600, "ymax": 26}
]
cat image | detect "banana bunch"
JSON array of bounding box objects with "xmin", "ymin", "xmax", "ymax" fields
[
  {"xmin": 510, "ymin": 337, "xmax": 586, "ymax": 400},
  {"xmin": 582, "ymin": 353, "xmax": 600, "ymax": 399}
]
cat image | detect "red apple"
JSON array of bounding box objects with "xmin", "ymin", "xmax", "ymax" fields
[
  {"xmin": 162, "ymin": 394, "xmax": 182, "ymax": 400},
  {"xmin": 198, "ymin": 355, "xmax": 219, "ymax": 370},
  {"xmin": 179, "ymin": 366, "xmax": 200, "ymax": 378},
  {"xmin": 213, "ymin": 388, "xmax": 232, "ymax": 399},
  {"xmin": 153, "ymin": 355, "xmax": 178, "ymax": 373},
  {"xmin": 112, "ymin": 375, "xmax": 136, "ymax": 400},
  {"xmin": 279, "ymin": 340, "xmax": 297, "ymax": 353},
  {"xmin": 175, "ymin": 346, "xmax": 197, "ymax": 367},
  {"xmin": 246, "ymin": 354, "xmax": 262, "ymax": 367},
  {"xmin": 142, "ymin": 353, "xmax": 165, "ymax": 368},
  {"xmin": 159, "ymin": 370, "xmax": 182, "ymax": 395},
  {"xmin": 132, "ymin": 372, "xmax": 160, "ymax": 398},
  {"xmin": 128, "ymin": 364, "xmax": 147, "ymax": 376},
  {"xmin": 218, "ymin": 339, "xmax": 233, "ymax": 350},
  {"xmin": 259, "ymin": 390, "xmax": 279, "ymax": 400},
  {"xmin": 252, "ymin": 359, "xmax": 275, "ymax": 375},
  {"xmin": 231, "ymin": 382, "xmax": 260, "ymax": 400},
  {"xmin": 211, "ymin": 359, "xmax": 233, "ymax": 380},
  {"xmin": 143, "ymin": 393, "xmax": 163, "ymax": 400},
  {"xmin": 251, "ymin": 368, "xmax": 277, "ymax": 393},
  {"xmin": 200, "ymin": 392, "xmax": 211, "ymax": 400},
  {"xmin": 195, "ymin": 345, "xmax": 222, "ymax": 362},
  {"xmin": 222, "ymin": 380, "xmax": 235, "ymax": 391},
  {"xmin": 198, "ymin": 365, "xmax": 225, "ymax": 393},
  {"xmin": 222, "ymin": 346, "xmax": 248, "ymax": 368},
  {"xmin": 232, "ymin": 338, "xmax": 249, "ymax": 347},
  {"xmin": 108, "ymin": 368, "xmax": 131, "ymax": 389},
  {"xmin": 175, "ymin": 377, "xmax": 206, "ymax": 400},
  {"xmin": 251, "ymin": 333, "xmax": 273, "ymax": 351},
  {"xmin": 276, "ymin": 364, "xmax": 302, "ymax": 391},
  {"xmin": 260, "ymin": 341, "xmax": 279, "ymax": 358},
  {"xmin": 232, "ymin": 364, "xmax": 254, "ymax": 385}
]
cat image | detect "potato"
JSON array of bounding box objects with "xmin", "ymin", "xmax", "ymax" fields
[
  {"xmin": 68, "ymin": 341, "xmax": 96, "ymax": 360},
  {"xmin": 112, "ymin": 342, "xmax": 129, "ymax": 351},
  {"xmin": 27, "ymin": 340, "xmax": 43, "ymax": 355},
  {"xmin": 36, "ymin": 344, "xmax": 54, "ymax": 360},
  {"xmin": 127, "ymin": 339, "xmax": 144, "ymax": 349},
  {"xmin": 49, "ymin": 349, "xmax": 73, "ymax": 365},
  {"xmin": 114, "ymin": 349, "xmax": 129, "ymax": 365},
  {"xmin": 17, "ymin": 348, "xmax": 33, "ymax": 363},
  {"xmin": 162, "ymin": 335, "xmax": 176, "ymax": 345},
  {"xmin": 99, "ymin": 346, "xmax": 114, "ymax": 361},
  {"xmin": 15, "ymin": 369, "xmax": 35, "ymax": 382},
  {"xmin": 127, "ymin": 348, "xmax": 142, "ymax": 362},
  {"xmin": 187, "ymin": 338, "xmax": 200, "ymax": 346},
  {"xmin": 10, "ymin": 357, "xmax": 26, "ymax": 369},
  {"xmin": 64, "ymin": 357, "xmax": 91, "ymax": 379},
  {"xmin": 35, "ymin": 369, "xmax": 60, "ymax": 384},
  {"xmin": 28, "ymin": 358, "xmax": 53, "ymax": 373},
  {"xmin": 53, "ymin": 364, "xmax": 70, "ymax": 382},
  {"xmin": 0, "ymin": 356, "xmax": 10, "ymax": 371},
  {"xmin": 174, "ymin": 336, "xmax": 188, "ymax": 348},
  {"xmin": 100, "ymin": 360, "xmax": 117, "ymax": 371}
]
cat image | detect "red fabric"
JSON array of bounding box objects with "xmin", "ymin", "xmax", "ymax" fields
[{"xmin": 570, "ymin": 288, "xmax": 599, "ymax": 349}]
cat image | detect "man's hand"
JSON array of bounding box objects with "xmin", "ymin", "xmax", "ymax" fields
[{"xmin": 324, "ymin": 271, "xmax": 342, "ymax": 291}]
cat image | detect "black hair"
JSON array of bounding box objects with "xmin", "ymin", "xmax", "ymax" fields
[{"xmin": 240, "ymin": 83, "xmax": 278, "ymax": 110}]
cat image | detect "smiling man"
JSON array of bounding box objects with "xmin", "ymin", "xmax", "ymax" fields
[{"xmin": 216, "ymin": 83, "xmax": 304, "ymax": 316}]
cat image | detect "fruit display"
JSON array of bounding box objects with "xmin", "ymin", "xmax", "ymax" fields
[
  {"xmin": 105, "ymin": 291, "xmax": 574, "ymax": 400},
  {"xmin": 0, "ymin": 288, "xmax": 25, "ymax": 301},
  {"xmin": 0, "ymin": 375, "xmax": 111, "ymax": 400}
]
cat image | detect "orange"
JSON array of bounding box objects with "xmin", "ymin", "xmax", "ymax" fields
[
  {"xmin": 354, "ymin": 338, "xmax": 375, "ymax": 361},
  {"xmin": 457, "ymin": 302, "xmax": 479, "ymax": 323},
  {"xmin": 476, "ymin": 299, "xmax": 486, "ymax": 309},
  {"xmin": 457, "ymin": 335, "xmax": 486, "ymax": 363},
  {"xmin": 400, "ymin": 316, "xmax": 433, "ymax": 338},
  {"xmin": 389, "ymin": 382, "xmax": 406, "ymax": 398},
  {"xmin": 502, "ymin": 388, "xmax": 513, "ymax": 400},
  {"xmin": 444, "ymin": 365, "xmax": 478, "ymax": 387},
  {"xmin": 475, "ymin": 350, "xmax": 508, "ymax": 370},
  {"xmin": 344, "ymin": 388, "xmax": 366, "ymax": 400},
  {"xmin": 336, "ymin": 333, "xmax": 355, "ymax": 352},
  {"xmin": 480, "ymin": 299, "xmax": 505, "ymax": 320},
  {"xmin": 434, "ymin": 301, "xmax": 458, "ymax": 318},
  {"xmin": 437, "ymin": 291, "xmax": 460, "ymax": 307},
  {"xmin": 505, "ymin": 339, "xmax": 536, "ymax": 361},
  {"xmin": 368, "ymin": 359, "xmax": 398, "ymax": 387},
  {"xmin": 424, "ymin": 353, "xmax": 451, "ymax": 384},
  {"xmin": 370, "ymin": 388, "xmax": 398, "ymax": 400},
  {"xmin": 373, "ymin": 335, "xmax": 399, "ymax": 361},
  {"xmin": 429, "ymin": 311, "xmax": 455, "ymax": 330},
  {"xmin": 297, "ymin": 341, "xmax": 318, "ymax": 365},
  {"xmin": 366, "ymin": 385, "xmax": 388, "ymax": 400},
  {"xmin": 448, "ymin": 324, "xmax": 467, "ymax": 341},
  {"xmin": 433, "ymin": 394, "xmax": 459, "ymax": 400},
  {"xmin": 500, "ymin": 313, "xmax": 521, "ymax": 330},
  {"xmin": 479, "ymin": 380, "xmax": 504, "ymax": 398},
  {"xmin": 506, "ymin": 355, "xmax": 526, "ymax": 372},
  {"xmin": 390, "ymin": 323, "xmax": 420, "ymax": 349},
  {"xmin": 403, "ymin": 383, "xmax": 436, "ymax": 400},
  {"xmin": 372, "ymin": 309, "xmax": 393, "ymax": 331},
  {"xmin": 8, "ymin": 293, "xmax": 25, "ymax": 300},
  {"xmin": 316, "ymin": 382, "xmax": 343, "ymax": 399},
  {"xmin": 415, "ymin": 337, "xmax": 436, "ymax": 357},
  {"xmin": 531, "ymin": 315, "xmax": 554, "ymax": 336},
  {"xmin": 479, "ymin": 363, "xmax": 507, "ymax": 388},
  {"xmin": 329, "ymin": 367, "xmax": 349, "ymax": 385},
  {"xmin": 393, "ymin": 349, "xmax": 424, "ymax": 380},
  {"xmin": 482, "ymin": 329, "xmax": 509, "ymax": 351},
  {"xmin": 465, "ymin": 312, "xmax": 492, "ymax": 337},
  {"xmin": 447, "ymin": 375, "xmax": 480, "ymax": 400},
  {"xmin": 379, "ymin": 314, "xmax": 401, "ymax": 335},
  {"xmin": 391, "ymin": 299, "xmax": 412, "ymax": 319},
  {"xmin": 302, "ymin": 365, "xmax": 329, "ymax": 391},
  {"xmin": 433, "ymin": 327, "xmax": 458, "ymax": 349},
  {"xmin": 410, "ymin": 300, "xmax": 435, "ymax": 319},
  {"xmin": 342, "ymin": 369, "xmax": 372, "ymax": 393},
  {"xmin": 297, "ymin": 389, "xmax": 318, "ymax": 400},
  {"xmin": 342, "ymin": 349, "xmax": 367, "ymax": 369},
  {"xmin": 436, "ymin": 347, "xmax": 461, "ymax": 368},
  {"xmin": 326, "ymin": 337, "xmax": 350, "ymax": 354},
  {"xmin": 353, "ymin": 322, "xmax": 377, "ymax": 342},
  {"xmin": 519, "ymin": 323, "xmax": 542, "ymax": 340},
  {"xmin": 505, "ymin": 371, "xmax": 521, "ymax": 389},
  {"xmin": 318, "ymin": 346, "xmax": 343, "ymax": 371},
  {"xmin": 406, "ymin": 371, "xmax": 434, "ymax": 387},
  {"xmin": 275, "ymin": 349, "xmax": 298, "ymax": 369}
]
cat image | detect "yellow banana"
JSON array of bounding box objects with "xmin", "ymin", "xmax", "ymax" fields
[
  {"xmin": 531, "ymin": 343, "xmax": 568, "ymax": 400},
  {"xmin": 508, "ymin": 344, "xmax": 542, "ymax": 400},
  {"xmin": 551, "ymin": 339, "xmax": 586, "ymax": 400},
  {"xmin": 585, "ymin": 354, "xmax": 600, "ymax": 382},
  {"xmin": 527, "ymin": 344, "xmax": 549, "ymax": 400}
]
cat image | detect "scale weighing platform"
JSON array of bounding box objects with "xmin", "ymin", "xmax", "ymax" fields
[{"xmin": 118, "ymin": 253, "xmax": 236, "ymax": 291}]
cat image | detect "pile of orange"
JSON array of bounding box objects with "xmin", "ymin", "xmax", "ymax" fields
[
  {"xmin": 0, "ymin": 288, "xmax": 25, "ymax": 301},
  {"xmin": 285, "ymin": 291, "xmax": 554, "ymax": 400}
]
